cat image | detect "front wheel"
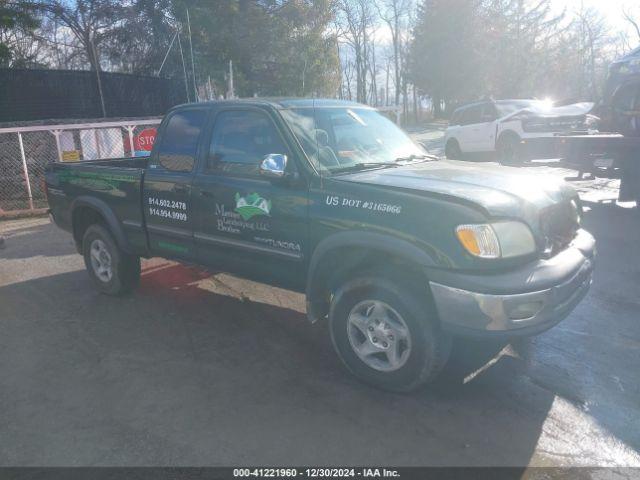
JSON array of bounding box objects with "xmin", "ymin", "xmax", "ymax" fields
[
  {"xmin": 445, "ymin": 139, "xmax": 462, "ymax": 160},
  {"xmin": 329, "ymin": 276, "xmax": 451, "ymax": 392},
  {"xmin": 83, "ymin": 224, "xmax": 141, "ymax": 295}
]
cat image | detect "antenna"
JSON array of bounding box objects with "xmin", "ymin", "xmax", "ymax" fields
[{"xmin": 157, "ymin": 30, "xmax": 178, "ymax": 76}]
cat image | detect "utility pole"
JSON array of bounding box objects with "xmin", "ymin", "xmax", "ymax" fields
[
  {"xmin": 302, "ymin": 58, "xmax": 307, "ymax": 96},
  {"xmin": 91, "ymin": 39, "xmax": 107, "ymax": 117},
  {"xmin": 187, "ymin": 9, "xmax": 198, "ymax": 102},
  {"xmin": 177, "ymin": 30, "xmax": 190, "ymax": 102},
  {"xmin": 227, "ymin": 60, "xmax": 235, "ymax": 99}
]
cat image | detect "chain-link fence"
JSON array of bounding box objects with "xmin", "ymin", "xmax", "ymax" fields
[{"xmin": 0, "ymin": 118, "xmax": 161, "ymax": 215}]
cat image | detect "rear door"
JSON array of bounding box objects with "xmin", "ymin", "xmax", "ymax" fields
[
  {"xmin": 143, "ymin": 107, "xmax": 208, "ymax": 260},
  {"xmin": 191, "ymin": 106, "xmax": 309, "ymax": 287}
]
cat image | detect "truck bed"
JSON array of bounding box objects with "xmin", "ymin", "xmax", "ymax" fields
[
  {"xmin": 551, "ymin": 133, "xmax": 640, "ymax": 202},
  {"xmin": 45, "ymin": 158, "xmax": 148, "ymax": 251}
]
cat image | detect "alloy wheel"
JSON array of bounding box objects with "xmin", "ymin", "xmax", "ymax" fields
[{"xmin": 346, "ymin": 300, "xmax": 412, "ymax": 372}]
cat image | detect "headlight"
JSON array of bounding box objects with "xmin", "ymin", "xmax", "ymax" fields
[{"xmin": 456, "ymin": 221, "xmax": 536, "ymax": 259}]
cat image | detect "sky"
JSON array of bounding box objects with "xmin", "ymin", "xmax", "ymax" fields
[{"xmin": 557, "ymin": 0, "xmax": 638, "ymax": 39}]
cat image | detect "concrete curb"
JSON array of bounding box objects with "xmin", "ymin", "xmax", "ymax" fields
[{"xmin": 0, "ymin": 208, "xmax": 49, "ymax": 221}]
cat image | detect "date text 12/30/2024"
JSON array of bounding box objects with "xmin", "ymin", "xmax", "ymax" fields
[{"xmin": 233, "ymin": 468, "xmax": 400, "ymax": 478}]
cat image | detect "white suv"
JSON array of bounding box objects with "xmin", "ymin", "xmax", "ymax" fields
[{"xmin": 444, "ymin": 99, "xmax": 597, "ymax": 164}]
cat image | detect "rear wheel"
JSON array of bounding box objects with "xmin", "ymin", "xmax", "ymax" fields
[
  {"xmin": 83, "ymin": 224, "xmax": 140, "ymax": 295},
  {"xmin": 445, "ymin": 139, "xmax": 462, "ymax": 160},
  {"xmin": 497, "ymin": 133, "xmax": 524, "ymax": 165},
  {"xmin": 329, "ymin": 276, "xmax": 451, "ymax": 392}
]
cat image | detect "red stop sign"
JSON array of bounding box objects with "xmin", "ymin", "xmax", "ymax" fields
[{"xmin": 134, "ymin": 128, "xmax": 157, "ymax": 152}]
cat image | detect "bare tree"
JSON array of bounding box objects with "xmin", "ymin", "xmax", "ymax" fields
[
  {"xmin": 574, "ymin": 6, "xmax": 610, "ymax": 99},
  {"xmin": 368, "ymin": 26, "xmax": 379, "ymax": 105},
  {"xmin": 341, "ymin": 55, "xmax": 355, "ymax": 100},
  {"xmin": 622, "ymin": 7, "xmax": 640, "ymax": 43},
  {"xmin": 335, "ymin": 0, "xmax": 375, "ymax": 103},
  {"xmin": 41, "ymin": 0, "xmax": 124, "ymax": 71},
  {"xmin": 374, "ymin": 0, "xmax": 410, "ymax": 106}
]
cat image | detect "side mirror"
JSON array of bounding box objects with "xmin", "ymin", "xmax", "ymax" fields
[{"xmin": 260, "ymin": 154, "xmax": 288, "ymax": 179}]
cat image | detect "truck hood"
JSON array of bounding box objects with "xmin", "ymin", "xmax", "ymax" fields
[{"xmin": 335, "ymin": 160, "xmax": 577, "ymax": 219}]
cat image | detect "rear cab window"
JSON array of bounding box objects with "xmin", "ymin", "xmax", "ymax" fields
[{"xmin": 152, "ymin": 109, "xmax": 208, "ymax": 172}]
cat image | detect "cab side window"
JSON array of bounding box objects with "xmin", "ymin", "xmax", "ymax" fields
[
  {"xmin": 450, "ymin": 110, "xmax": 463, "ymax": 125},
  {"xmin": 206, "ymin": 110, "xmax": 288, "ymax": 176},
  {"xmin": 154, "ymin": 109, "xmax": 207, "ymax": 172},
  {"xmin": 460, "ymin": 105, "xmax": 483, "ymax": 125},
  {"xmin": 482, "ymin": 103, "xmax": 498, "ymax": 122}
]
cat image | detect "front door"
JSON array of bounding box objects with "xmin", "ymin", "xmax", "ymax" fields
[
  {"xmin": 143, "ymin": 108, "xmax": 208, "ymax": 260},
  {"xmin": 192, "ymin": 107, "xmax": 309, "ymax": 288},
  {"xmin": 456, "ymin": 105, "xmax": 481, "ymax": 152},
  {"xmin": 476, "ymin": 103, "xmax": 499, "ymax": 151}
]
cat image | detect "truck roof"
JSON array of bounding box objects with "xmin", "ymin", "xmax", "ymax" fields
[{"xmin": 169, "ymin": 98, "xmax": 370, "ymax": 111}]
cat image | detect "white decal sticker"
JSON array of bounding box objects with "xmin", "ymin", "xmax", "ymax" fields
[
  {"xmin": 215, "ymin": 203, "xmax": 270, "ymax": 234},
  {"xmin": 325, "ymin": 195, "xmax": 402, "ymax": 214},
  {"xmin": 148, "ymin": 196, "xmax": 188, "ymax": 221},
  {"xmin": 254, "ymin": 236, "xmax": 301, "ymax": 252}
]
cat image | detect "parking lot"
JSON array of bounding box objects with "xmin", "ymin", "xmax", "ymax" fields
[{"xmin": 1, "ymin": 130, "xmax": 639, "ymax": 468}]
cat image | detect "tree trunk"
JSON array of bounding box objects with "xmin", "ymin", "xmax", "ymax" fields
[
  {"xmin": 433, "ymin": 95, "xmax": 442, "ymax": 118},
  {"xmin": 413, "ymin": 86, "xmax": 418, "ymax": 124}
]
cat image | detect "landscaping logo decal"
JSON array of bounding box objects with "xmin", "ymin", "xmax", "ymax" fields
[{"xmin": 235, "ymin": 192, "xmax": 271, "ymax": 220}]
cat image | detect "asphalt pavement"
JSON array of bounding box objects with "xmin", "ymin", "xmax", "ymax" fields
[{"xmin": 1, "ymin": 141, "xmax": 639, "ymax": 468}]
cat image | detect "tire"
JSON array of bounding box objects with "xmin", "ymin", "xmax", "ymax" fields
[
  {"xmin": 445, "ymin": 139, "xmax": 462, "ymax": 160},
  {"xmin": 329, "ymin": 276, "xmax": 451, "ymax": 392},
  {"xmin": 82, "ymin": 224, "xmax": 141, "ymax": 295},
  {"xmin": 610, "ymin": 82, "xmax": 640, "ymax": 137},
  {"xmin": 497, "ymin": 133, "xmax": 524, "ymax": 165}
]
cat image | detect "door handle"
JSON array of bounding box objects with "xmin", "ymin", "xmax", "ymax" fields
[{"xmin": 173, "ymin": 184, "xmax": 188, "ymax": 194}]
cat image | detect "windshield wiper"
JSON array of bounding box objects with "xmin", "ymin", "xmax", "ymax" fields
[
  {"xmin": 393, "ymin": 154, "xmax": 435, "ymax": 163},
  {"xmin": 330, "ymin": 162, "xmax": 399, "ymax": 174}
]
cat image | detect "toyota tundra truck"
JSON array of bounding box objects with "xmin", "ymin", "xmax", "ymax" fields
[{"xmin": 45, "ymin": 99, "xmax": 595, "ymax": 391}]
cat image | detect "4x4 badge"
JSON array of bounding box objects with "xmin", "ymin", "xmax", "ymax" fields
[{"xmin": 235, "ymin": 192, "xmax": 271, "ymax": 220}]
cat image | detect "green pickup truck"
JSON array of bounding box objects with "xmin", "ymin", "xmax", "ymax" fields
[{"xmin": 45, "ymin": 99, "xmax": 595, "ymax": 391}]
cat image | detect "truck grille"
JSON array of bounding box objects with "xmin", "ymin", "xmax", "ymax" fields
[{"xmin": 540, "ymin": 201, "xmax": 580, "ymax": 257}]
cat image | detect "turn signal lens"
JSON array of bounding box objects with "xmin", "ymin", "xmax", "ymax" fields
[
  {"xmin": 456, "ymin": 221, "xmax": 537, "ymax": 259},
  {"xmin": 456, "ymin": 224, "xmax": 501, "ymax": 258}
]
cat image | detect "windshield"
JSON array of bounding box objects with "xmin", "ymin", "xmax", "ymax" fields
[{"xmin": 280, "ymin": 107, "xmax": 427, "ymax": 173}]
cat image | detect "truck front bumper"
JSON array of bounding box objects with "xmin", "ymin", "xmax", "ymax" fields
[{"xmin": 429, "ymin": 229, "xmax": 595, "ymax": 338}]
